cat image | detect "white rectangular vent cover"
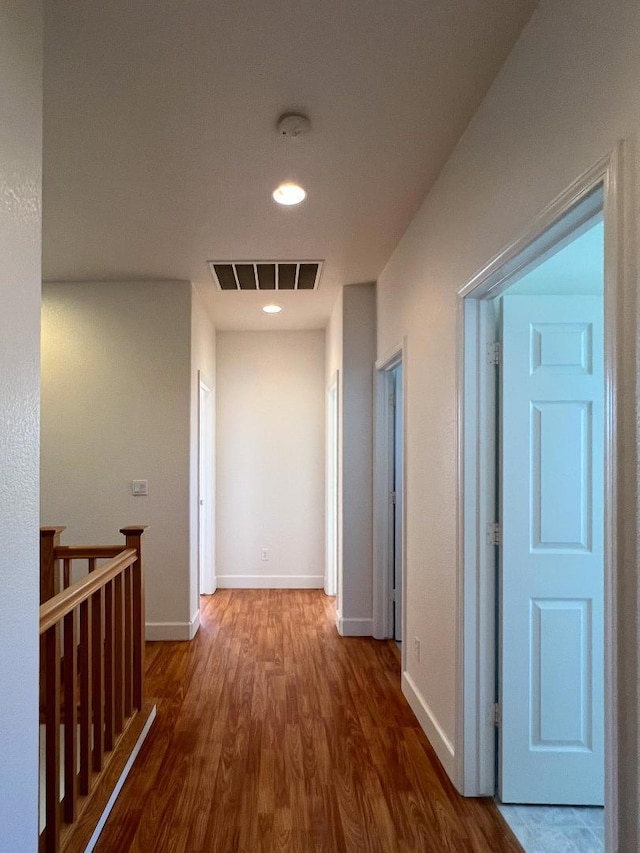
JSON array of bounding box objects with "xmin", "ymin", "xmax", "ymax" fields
[{"xmin": 208, "ymin": 260, "xmax": 323, "ymax": 291}]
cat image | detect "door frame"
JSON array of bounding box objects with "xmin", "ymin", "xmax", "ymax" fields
[
  {"xmin": 198, "ymin": 372, "xmax": 215, "ymax": 595},
  {"xmin": 455, "ymin": 145, "xmax": 626, "ymax": 849},
  {"xmin": 325, "ymin": 371, "xmax": 339, "ymax": 597},
  {"xmin": 373, "ymin": 341, "xmax": 407, "ymax": 649}
]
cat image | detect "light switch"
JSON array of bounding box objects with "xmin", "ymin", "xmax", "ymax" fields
[{"xmin": 131, "ymin": 479, "xmax": 149, "ymax": 496}]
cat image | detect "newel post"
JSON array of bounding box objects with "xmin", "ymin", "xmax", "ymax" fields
[
  {"xmin": 40, "ymin": 526, "xmax": 66, "ymax": 604},
  {"xmin": 121, "ymin": 526, "xmax": 148, "ymax": 709}
]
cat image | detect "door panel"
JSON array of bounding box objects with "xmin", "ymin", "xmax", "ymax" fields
[
  {"xmin": 499, "ymin": 295, "xmax": 603, "ymax": 805},
  {"xmin": 530, "ymin": 598, "xmax": 592, "ymax": 748},
  {"xmin": 531, "ymin": 400, "xmax": 592, "ymax": 550}
]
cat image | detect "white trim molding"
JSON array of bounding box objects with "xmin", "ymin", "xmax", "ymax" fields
[
  {"xmin": 216, "ymin": 575, "xmax": 324, "ymax": 589},
  {"xmin": 376, "ymin": 342, "xmax": 404, "ymax": 372},
  {"xmin": 336, "ymin": 616, "xmax": 374, "ymax": 637},
  {"xmin": 190, "ymin": 609, "xmax": 201, "ymax": 639},
  {"xmin": 146, "ymin": 610, "xmax": 201, "ymax": 641},
  {"xmin": 402, "ymin": 672, "xmax": 456, "ymax": 781},
  {"xmin": 455, "ymin": 144, "xmax": 625, "ymax": 852}
]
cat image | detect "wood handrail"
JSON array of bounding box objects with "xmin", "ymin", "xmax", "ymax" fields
[
  {"xmin": 54, "ymin": 546, "xmax": 126, "ymax": 559},
  {"xmin": 40, "ymin": 549, "xmax": 136, "ymax": 635}
]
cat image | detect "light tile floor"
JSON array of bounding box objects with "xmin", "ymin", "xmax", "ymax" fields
[{"xmin": 497, "ymin": 804, "xmax": 605, "ymax": 852}]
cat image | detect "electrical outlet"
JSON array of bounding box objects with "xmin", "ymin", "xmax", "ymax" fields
[
  {"xmin": 261, "ymin": 548, "xmax": 269, "ymax": 561},
  {"xmin": 413, "ymin": 636, "xmax": 421, "ymax": 662}
]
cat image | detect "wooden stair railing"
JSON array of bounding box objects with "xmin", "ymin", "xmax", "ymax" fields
[{"xmin": 39, "ymin": 526, "xmax": 150, "ymax": 853}]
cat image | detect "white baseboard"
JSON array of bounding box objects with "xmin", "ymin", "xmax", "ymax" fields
[
  {"xmin": 337, "ymin": 615, "xmax": 374, "ymax": 636},
  {"xmin": 146, "ymin": 609, "xmax": 200, "ymax": 641},
  {"xmin": 402, "ymin": 671, "xmax": 456, "ymax": 782},
  {"xmin": 216, "ymin": 575, "xmax": 324, "ymax": 589},
  {"xmin": 189, "ymin": 609, "xmax": 200, "ymax": 639}
]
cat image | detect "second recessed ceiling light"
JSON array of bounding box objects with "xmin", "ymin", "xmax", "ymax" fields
[{"xmin": 272, "ymin": 182, "xmax": 307, "ymax": 206}]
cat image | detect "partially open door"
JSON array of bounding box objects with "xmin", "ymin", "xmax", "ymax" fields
[{"xmin": 499, "ymin": 294, "xmax": 604, "ymax": 804}]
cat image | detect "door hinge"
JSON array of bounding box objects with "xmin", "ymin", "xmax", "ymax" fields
[
  {"xmin": 487, "ymin": 522, "xmax": 501, "ymax": 546},
  {"xmin": 486, "ymin": 341, "xmax": 501, "ymax": 366},
  {"xmin": 390, "ymin": 491, "xmax": 397, "ymax": 505},
  {"xmin": 389, "ymin": 392, "xmax": 396, "ymax": 407},
  {"xmin": 493, "ymin": 703, "xmax": 501, "ymax": 727},
  {"xmin": 391, "ymin": 587, "xmax": 396, "ymax": 602}
]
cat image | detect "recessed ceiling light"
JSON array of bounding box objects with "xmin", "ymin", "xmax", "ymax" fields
[
  {"xmin": 272, "ymin": 182, "xmax": 306, "ymax": 206},
  {"xmin": 262, "ymin": 304, "xmax": 283, "ymax": 314}
]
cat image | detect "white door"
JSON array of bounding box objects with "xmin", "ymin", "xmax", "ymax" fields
[
  {"xmin": 392, "ymin": 365, "xmax": 403, "ymax": 642},
  {"xmin": 499, "ymin": 294, "xmax": 604, "ymax": 804},
  {"xmin": 199, "ymin": 377, "xmax": 215, "ymax": 595}
]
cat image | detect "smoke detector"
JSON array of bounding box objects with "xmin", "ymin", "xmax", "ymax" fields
[{"xmin": 276, "ymin": 112, "xmax": 311, "ymax": 139}]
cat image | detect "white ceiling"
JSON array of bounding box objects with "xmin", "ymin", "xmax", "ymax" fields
[{"xmin": 43, "ymin": 0, "xmax": 536, "ymax": 330}]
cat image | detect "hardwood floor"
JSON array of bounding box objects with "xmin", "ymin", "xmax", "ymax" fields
[{"xmin": 95, "ymin": 590, "xmax": 522, "ymax": 852}]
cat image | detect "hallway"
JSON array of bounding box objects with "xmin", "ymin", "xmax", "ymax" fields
[{"xmin": 96, "ymin": 590, "xmax": 520, "ymax": 852}]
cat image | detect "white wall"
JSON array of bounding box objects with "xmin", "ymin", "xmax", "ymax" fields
[
  {"xmin": 41, "ymin": 280, "xmax": 195, "ymax": 640},
  {"xmin": 326, "ymin": 284, "xmax": 377, "ymax": 635},
  {"xmin": 326, "ymin": 288, "xmax": 343, "ymax": 384},
  {"xmin": 377, "ymin": 0, "xmax": 640, "ymax": 841},
  {"xmin": 340, "ymin": 284, "xmax": 376, "ymax": 635},
  {"xmin": 216, "ymin": 331, "xmax": 325, "ymax": 587},
  {"xmin": 0, "ymin": 0, "xmax": 42, "ymax": 847},
  {"xmin": 189, "ymin": 285, "xmax": 216, "ymax": 617}
]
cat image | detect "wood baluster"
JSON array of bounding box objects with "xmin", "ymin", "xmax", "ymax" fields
[
  {"xmin": 91, "ymin": 588, "xmax": 104, "ymax": 772},
  {"xmin": 88, "ymin": 557, "xmax": 96, "ymax": 573},
  {"xmin": 121, "ymin": 527, "xmax": 147, "ymax": 710},
  {"xmin": 114, "ymin": 572, "xmax": 125, "ymax": 734},
  {"xmin": 44, "ymin": 624, "xmax": 61, "ymax": 852},
  {"xmin": 63, "ymin": 607, "xmax": 78, "ymax": 823},
  {"xmin": 124, "ymin": 565, "xmax": 133, "ymax": 718},
  {"xmin": 63, "ymin": 558, "xmax": 71, "ymax": 590},
  {"xmin": 79, "ymin": 598, "xmax": 92, "ymax": 795},
  {"xmin": 104, "ymin": 580, "xmax": 115, "ymax": 751}
]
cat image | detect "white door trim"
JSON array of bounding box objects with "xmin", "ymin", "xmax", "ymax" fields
[
  {"xmin": 456, "ymin": 145, "xmax": 626, "ymax": 851},
  {"xmin": 198, "ymin": 372, "xmax": 215, "ymax": 595},
  {"xmin": 373, "ymin": 340, "xmax": 407, "ymax": 653}
]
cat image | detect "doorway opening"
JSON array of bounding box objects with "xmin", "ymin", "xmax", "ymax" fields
[
  {"xmin": 496, "ymin": 217, "xmax": 605, "ymax": 800},
  {"xmin": 374, "ymin": 344, "xmax": 406, "ymax": 649},
  {"xmin": 457, "ymin": 151, "xmax": 622, "ymax": 851},
  {"xmin": 198, "ymin": 373, "xmax": 215, "ymax": 595},
  {"xmin": 326, "ymin": 372, "xmax": 339, "ymax": 598},
  {"xmin": 390, "ymin": 363, "xmax": 403, "ymax": 643}
]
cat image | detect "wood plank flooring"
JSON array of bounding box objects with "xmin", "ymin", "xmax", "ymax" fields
[{"xmin": 95, "ymin": 590, "xmax": 522, "ymax": 852}]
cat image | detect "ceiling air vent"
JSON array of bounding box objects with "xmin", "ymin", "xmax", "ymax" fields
[{"xmin": 207, "ymin": 260, "xmax": 323, "ymax": 291}]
